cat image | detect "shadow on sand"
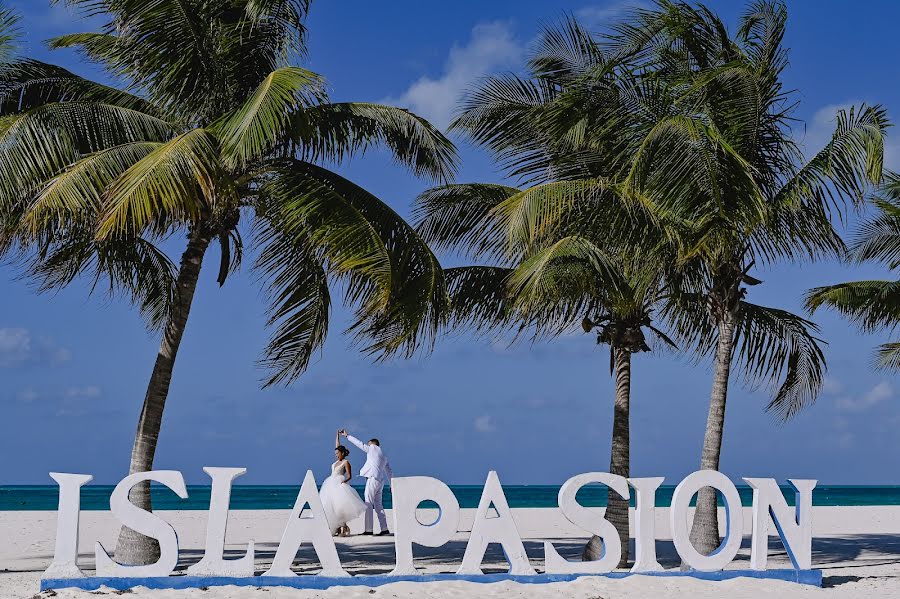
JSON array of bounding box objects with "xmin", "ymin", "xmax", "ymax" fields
[{"xmin": 30, "ymin": 533, "xmax": 900, "ymax": 587}]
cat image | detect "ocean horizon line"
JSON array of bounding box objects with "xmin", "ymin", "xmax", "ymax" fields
[{"xmin": 4, "ymin": 484, "xmax": 900, "ymax": 511}]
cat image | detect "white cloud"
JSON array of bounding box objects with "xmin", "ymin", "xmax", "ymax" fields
[
  {"xmin": 0, "ymin": 328, "xmax": 31, "ymax": 367},
  {"xmin": 575, "ymin": 1, "xmax": 648, "ymax": 29},
  {"xmin": 55, "ymin": 385, "xmax": 103, "ymax": 417},
  {"xmin": 16, "ymin": 388, "xmax": 40, "ymax": 403},
  {"xmin": 65, "ymin": 385, "xmax": 102, "ymax": 399},
  {"xmin": 836, "ymin": 431, "xmax": 855, "ymax": 449},
  {"xmin": 822, "ymin": 376, "xmax": 843, "ymax": 395},
  {"xmin": 474, "ymin": 414, "xmax": 496, "ymax": 433},
  {"xmin": 384, "ymin": 22, "xmax": 524, "ymax": 130},
  {"xmin": 0, "ymin": 327, "xmax": 72, "ymax": 368},
  {"xmin": 835, "ymin": 381, "xmax": 893, "ymax": 412}
]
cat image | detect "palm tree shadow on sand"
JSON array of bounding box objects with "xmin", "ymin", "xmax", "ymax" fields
[{"xmin": 112, "ymin": 534, "xmax": 900, "ymax": 586}]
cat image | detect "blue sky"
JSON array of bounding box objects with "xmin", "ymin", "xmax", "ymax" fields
[{"xmin": 2, "ymin": 0, "xmax": 900, "ymax": 485}]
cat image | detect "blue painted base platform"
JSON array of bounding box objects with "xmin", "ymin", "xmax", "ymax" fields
[{"xmin": 42, "ymin": 569, "xmax": 823, "ymax": 591}]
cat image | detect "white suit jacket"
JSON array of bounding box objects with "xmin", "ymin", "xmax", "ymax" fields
[{"xmin": 347, "ymin": 435, "xmax": 393, "ymax": 482}]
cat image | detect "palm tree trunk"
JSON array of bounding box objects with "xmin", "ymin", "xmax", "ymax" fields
[
  {"xmin": 688, "ymin": 312, "xmax": 737, "ymax": 557},
  {"xmin": 583, "ymin": 347, "xmax": 631, "ymax": 567},
  {"xmin": 114, "ymin": 226, "xmax": 212, "ymax": 565}
]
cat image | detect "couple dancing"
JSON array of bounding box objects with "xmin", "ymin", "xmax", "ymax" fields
[{"xmin": 320, "ymin": 429, "xmax": 393, "ymax": 537}]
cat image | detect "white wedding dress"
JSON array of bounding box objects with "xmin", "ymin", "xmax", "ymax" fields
[{"xmin": 319, "ymin": 460, "xmax": 367, "ymax": 532}]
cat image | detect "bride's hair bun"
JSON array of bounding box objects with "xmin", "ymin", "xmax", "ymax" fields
[{"xmin": 335, "ymin": 445, "xmax": 349, "ymax": 458}]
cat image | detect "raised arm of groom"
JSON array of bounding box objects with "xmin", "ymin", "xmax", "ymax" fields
[{"xmin": 345, "ymin": 434, "xmax": 369, "ymax": 453}]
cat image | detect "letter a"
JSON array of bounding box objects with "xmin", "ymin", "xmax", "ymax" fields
[
  {"xmin": 263, "ymin": 470, "xmax": 347, "ymax": 577},
  {"xmin": 458, "ymin": 471, "xmax": 535, "ymax": 575}
]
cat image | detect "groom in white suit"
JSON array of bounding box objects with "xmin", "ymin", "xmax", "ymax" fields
[{"xmin": 340, "ymin": 429, "xmax": 393, "ymax": 535}]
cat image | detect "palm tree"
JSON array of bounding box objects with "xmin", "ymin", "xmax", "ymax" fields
[
  {"xmin": 807, "ymin": 176, "xmax": 900, "ymax": 369},
  {"xmin": 608, "ymin": 0, "xmax": 888, "ymax": 555},
  {"xmin": 417, "ymin": 182, "xmax": 677, "ymax": 566},
  {"xmin": 0, "ymin": 0, "xmax": 456, "ymax": 564},
  {"xmin": 415, "ymin": 18, "xmax": 689, "ymax": 566},
  {"xmin": 425, "ymin": 1, "xmax": 888, "ymax": 564}
]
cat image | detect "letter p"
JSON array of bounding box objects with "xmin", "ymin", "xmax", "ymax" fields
[{"xmin": 389, "ymin": 476, "xmax": 460, "ymax": 576}]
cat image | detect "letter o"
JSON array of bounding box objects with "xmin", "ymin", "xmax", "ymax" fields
[{"xmin": 670, "ymin": 470, "xmax": 743, "ymax": 571}]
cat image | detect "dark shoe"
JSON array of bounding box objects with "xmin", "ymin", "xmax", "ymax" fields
[
  {"xmin": 361, "ymin": 531, "xmax": 374, "ymax": 536},
  {"xmin": 377, "ymin": 530, "xmax": 391, "ymax": 536}
]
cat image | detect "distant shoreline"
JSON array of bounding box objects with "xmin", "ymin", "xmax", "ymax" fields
[{"xmin": 4, "ymin": 484, "xmax": 900, "ymax": 510}]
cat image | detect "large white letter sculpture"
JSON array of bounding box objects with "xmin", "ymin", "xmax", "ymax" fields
[
  {"xmin": 40, "ymin": 468, "xmax": 818, "ymax": 587},
  {"xmin": 744, "ymin": 478, "xmax": 816, "ymax": 570},
  {"xmin": 458, "ymin": 471, "xmax": 535, "ymax": 575},
  {"xmin": 187, "ymin": 467, "xmax": 255, "ymax": 577},
  {"xmin": 390, "ymin": 476, "xmax": 461, "ymax": 576},
  {"xmin": 43, "ymin": 473, "xmax": 93, "ymax": 579},
  {"xmin": 670, "ymin": 470, "xmax": 744, "ymax": 571},
  {"xmin": 629, "ymin": 477, "xmax": 665, "ymax": 572},
  {"xmin": 262, "ymin": 470, "xmax": 347, "ymax": 577},
  {"xmin": 544, "ymin": 473, "xmax": 629, "ymax": 574},
  {"xmin": 95, "ymin": 470, "xmax": 188, "ymax": 577}
]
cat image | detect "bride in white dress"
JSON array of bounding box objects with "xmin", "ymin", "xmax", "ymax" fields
[{"xmin": 319, "ymin": 432, "xmax": 367, "ymax": 536}]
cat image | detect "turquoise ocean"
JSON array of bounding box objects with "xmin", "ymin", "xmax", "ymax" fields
[{"xmin": 2, "ymin": 485, "xmax": 899, "ymax": 511}]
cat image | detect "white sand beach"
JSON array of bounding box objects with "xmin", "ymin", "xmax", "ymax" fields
[{"xmin": 2, "ymin": 506, "xmax": 899, "ymax": 598}]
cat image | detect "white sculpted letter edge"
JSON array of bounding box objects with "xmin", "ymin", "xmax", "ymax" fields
[
  {"xmin": 670, "ymin": 470, "xmax": 743, "ymax": 571},
  {"xmin": 744, "ymin": 478, "xmax": 816, "ymax": 570},
  {"xmin": 262, "ymin": 470, "xmax": 348, "ymax": 577},
  {"xmin": 628, "ymin": 477, "xmax": 665, "ymax": 572},
  {"xmin": 544, "ymin": 472, "xmax": 629, "ymax": 574},
  {"xmin": 458, "ymin": 471, "xmax": 536, "ymax": 576},
  {"xmin": 390, "ymin": 476, "xmax": 461, "ymax": 576},
  {"xmin": 43, "ymin": 473, "xmax": 94, "ymax": 580},
  {"xmin": 95, "ymin": 471, "xmax": 188, "ymax": 578},
  {"xmin": 39, "ymin": 467, "xmax": 818, "ymax": 590},
  {"xmin": 187, "ymin": 467, "xmax": 255, "ymax": 577}
]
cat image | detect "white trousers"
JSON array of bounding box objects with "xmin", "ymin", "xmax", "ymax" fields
[{"xmin": 363, "ymin": 478, "xmax": 388, "ymax": 532}]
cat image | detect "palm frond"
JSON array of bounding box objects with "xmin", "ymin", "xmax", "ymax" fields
[
  {"xmin": 261, "ymin": 159, "xmax": 449, "ymax": 360},
  {"xmin": 0, "ymin": 102, "xmax": 173, "ymax": 209},
  {"xmin": 291, "ymin": 102, "xmax": 458, "ymax": 182},
  {"xmin": 850, "ymin": 178, "xmax": 900, "ymax": 266},
  {"xmin": 0, "ymin": 58, "xmax": 157, "ymax": 115},
  {"xmin": 213, "ymin": 66, "xmax": 325, "ymax": 169},
  {"xmin": 25, "ymin": 231, "xmax": 176, "ymax": 332},
  {"xmin": 874, "ymin": 342, "xmax": 900, "ymax": 372},
  {"xmin": 0, "ymin": 3, "xmax": 20, "ymax": 63},
  {"xmin": 451, "ymin": 73, "xmax": 557, "ymax": 182},
  {"xmin": 253, "ymin": 215, "xmax": 330, "ymax": 387},
  {"xmin": 805, "ymin": 280, "xmax": 900, "ymax": 332},
  {"xmin": 20, "ymin": 142, "xmax": 160, "ymax": 242},
  {"xmin": 413, "ymin": 183, "xmax": 519, "ymax": 260},
  {"xmin": 259, "ymin": 160, "xmax": 391, "ymax": 293},
  {"xmin": 491, "ymin": 178, "xmax": 622, "ymax": 256},
  {"xmin": 528, "ymin": 16, "xmax": 607, "ymax": 84},
  {"xmin": 96, "ymin": 128, "xmax": 228, "ymax": 239},
  {"xmin": 508, "ymin": 235, "xmax": 622, "ymax": 312},
  {"xmin": 776, "ymin": 104, "xmax": 887, "ymax": 215},
  {"xmin": 51, "ymin": 0, "xmax": 222, "ymax": 117},
  {"xmin": 735, "ymin": 301, "xmax": 825, "ymax": 420},
  {"xmin": 443, "ymin": 265, "xmax": 518, "ymax": 334}
]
